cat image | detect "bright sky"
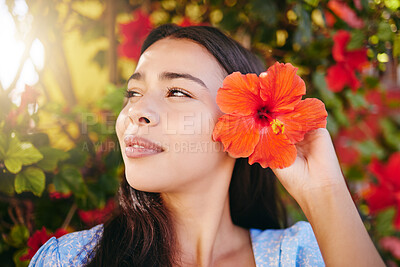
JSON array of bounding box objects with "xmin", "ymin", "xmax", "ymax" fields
[{"xmin": 0, "ymin": 0, "xmax": 44, "ymax": 105}]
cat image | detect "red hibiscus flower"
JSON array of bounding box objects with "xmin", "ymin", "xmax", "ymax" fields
[
  {"xmin": 327, "ymin": 0, "xmax": 364, "ymax": 29},
  {"xmin": 118, "ymin": 9, "xmax": 153, "ymax": 61},
  {"xmin": 212, "ymin": 62, "xmax": 328, "ymax": 169},
  {"xmin": 364, "ymin": 152, "xmax": 400, "ymax": 229},
  {"xmin": 326, "ymin": 30, "xmax": 368, "ymax": 92},
  {"xmin": 78, "ymin": 198, "xmax": 116, "ymax": 227},
  {"xmin": 20, "ymin": 227, "xmax": 68, "ymax": 261}
]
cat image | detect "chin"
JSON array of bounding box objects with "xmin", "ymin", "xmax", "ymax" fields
[{"xmin": 124, "ymin": 170, "xmax": 170, "ymax": 193}]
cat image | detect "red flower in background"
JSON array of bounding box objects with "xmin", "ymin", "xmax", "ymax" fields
[
  {"xmin": 49, "ymin": 191, "xmax": 72, "ymax": 200},
  {"xmin": 6, "ymin": 85, "xmax": 40, "ymax": 127},
  {"xmin": 353, "ymin": 0, "xmax": 363, "ymax": 10},
  {"xmin": 178, "ymin": 17, "xmax": 208, "ymax": 27},
  {"xmin": 48, "ymin": 183, "xmax": 72, "ymax": 200},
  {"xmin": 78, "ymin": 199, "xmax": 116, "ymax": 227},
  {"xmin": 118, "ymin": 9, "xmax": 153, "ymax": 61},
  {"xmin": 327, "ymin": 0, "xmax": 364, "ymax": 29},
  {"xmin": 380, "ymin": 237, "xmax": 400, "ymax": 260},
  {"xmin": 334, "ymin": 129, "xmax": 360, "ymax": 165},
  {"xmin": 20, "ymin": 227, "xmax": 68, "ymax": 261},
  {"xmin": 326, "ymin": 30, "xmax": 368, "ymax": 92},
  {"xmin": 212, "ymin": 62, "xmax": 327, "ymax": 169},
  {"xmin": 364, "ymin": 152, "xmax": 400, "ymax": 229},
  {"xmin": 324, "ymin": 11, "xmax": 336, "ymax": 28}
]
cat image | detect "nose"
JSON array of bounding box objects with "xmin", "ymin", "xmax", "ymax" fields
[{"xmin": 127, "ymin": 106, "xmax": 160, "ymax": 126}]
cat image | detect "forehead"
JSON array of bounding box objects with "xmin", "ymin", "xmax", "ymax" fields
[{"xmin": 134, "ymin": 38, "xmax": 226, "ymax": 88}]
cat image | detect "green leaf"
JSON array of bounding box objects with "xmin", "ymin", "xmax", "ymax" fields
[
  {"xmin": 304, "ymin": 0, "xmax": 319, "ymax": 7},
  {"xmin": 393, "ymin": 33, "xmax": 400, "ymax": 58},
  {"xmin": 0, "ymin": 132, "xmax": 7, "ymax": 158},
  {"xmin": 10, "ymin": 225, "xmax": 29, "ymax": 248},
  {"xmin": 326, "ymin": 116, "xmax": 339, "ymax": 136},
  {"xmin": 377, "ymin": 21, "xmax": 393, "ymax": 42},
  {"xmin": 293, "ymin": 4, "xmax": 312, "ymax": 46},
  {"xmin": 357, "ymin": 140, "xmax": 385, "ymax": 159},
  {"xmin": 97, "ymin": 85, "xmax": 125, "ymax": 116},
  {"xmin": 53, "ymin": 174, "xmax": 72, "ymax": 195},
  {"xmin": 4, "ymin": 135, "xmax": 43, "ymax": 174},
  {"xmin": 375, "ymin": 207, "xmax": 395, "ymax": 236},
  {"xmin": 312, "ymin": 71, "xmax": 335, "ymax": 101},
  {"xmin": 344, "ymin": 166, "xmax": 364, "ymax": 181},
  {"xmin": 15, "ymin": 167, "xmax": 45, "ymax": 197},
  {"xmin": 345, "ymin": 90, "xmax": 367, "ymax": 109},
  {"xmin": 364, "ymin": 76, "xmax": 380, "ymax": 89},
  {"xmin": 381, "ymin": 118, "xmax": 400, "ymax": 150},
  {"xmin": 4, "ymin": 225, "xmax": 29, "ymax": 248},
  {"xmin": 250, "ymin": 0, "xmax": 277, "ymax": 27},
  {"xmin": 332, "ymin": 108, "xmax": 349, "ymax": 127},
  {"xmin": 4, "ymin": 158, "xmax": 22, "ymax": 174},
  {"xmin": 13, "ymin": 248, "xmax": 29, "ymax": 267},
  {"xmin": 64, "ymin": 147, "xmax": 88, "ymax": 168},
  {"xmin": 0, "ymin": 175, "xmax": 15, "ymax": 195},
  {"xmin": 347, "ymin": 30, "xmax": 365, "ymax": 50},
  {"xmin": 92, "ymin": 49, "xmax": 106, "ymax": 69},
  {"xmin": 36, "ymin": 147, "xmax": 69, "ymax": 172},
  {"xmin": 54, "ymin": 165, "xmax": 86, "ymax": 197}
]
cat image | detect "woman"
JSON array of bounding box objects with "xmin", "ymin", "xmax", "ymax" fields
[{"xmin": 29, "ymin": 24, "xmax": 384, "ymax": 266}]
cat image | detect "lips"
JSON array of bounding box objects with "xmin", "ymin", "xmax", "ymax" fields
[{"xmin": 123, "ymin": 136, "xmax": 164, "ymax": 158}]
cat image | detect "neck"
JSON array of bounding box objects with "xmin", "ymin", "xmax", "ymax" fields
[{"xmin": 161, "ymin": 159, "xmax": 250, "ymax": 266}]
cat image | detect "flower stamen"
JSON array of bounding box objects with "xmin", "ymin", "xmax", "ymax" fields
[{"xmin": 270, "ymin": 119, "xmax": 285, "ymax": 134}]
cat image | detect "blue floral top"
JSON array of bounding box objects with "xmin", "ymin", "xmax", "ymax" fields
[{"xmin": 29, "ymin": 221, "xmax": 324, "ymax": 266}]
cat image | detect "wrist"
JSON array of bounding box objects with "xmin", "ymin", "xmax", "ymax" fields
[{"xmin": 297, "ymin": 180, "xmax": 351, "ymax": 221}]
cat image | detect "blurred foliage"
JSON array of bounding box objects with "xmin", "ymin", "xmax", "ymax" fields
[{"xmin": 0, "ymin": 0, "xmax": 399, "ymax": 266}]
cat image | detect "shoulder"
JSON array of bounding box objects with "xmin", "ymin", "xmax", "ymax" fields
[
  {"xmin": 250, "ymin": 221, "xmax": 325, "ymax": 267},
  {"xmin": 28, "ymin": 224, "xmax": 103, "ymax": 267}
]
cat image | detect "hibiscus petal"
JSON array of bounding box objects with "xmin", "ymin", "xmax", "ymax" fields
[
  {"xmin": 347, "ymin": 49, "xmax": 368, "ymax": 70},
  {"xmin": 387, "ymin": 152, "xmax": 400, "ymax": 189},
  {"xmin": 248, "ymin": 127, "xmax": 297, "ymax": 169},
  {"xmin": 259, "ymin": 62, "xmax": 306, "ymax": 113},
  {"xmin": 216, "ymin": 72, "xmax": 261, "ymax": 115},
  {"xmin": 369, "ymin": 158, "xmax": 387, "ymax": 184},
  {"xmin": 328, "ymin": 1, "xmax": 364, "ymax": 29},
  {"xmin": 345, "ymin": 66, "xmax": 361, "ymax": 91},
  {"xmin": 277, "ymin": 98, "xmax": 328, "ymax": 144},
  {"xmin": 326, "ymin": 63, "xmax": 350, "ymax": 92},
  {"xmin": 365, "ymin": 185, "xmax": 395, "ymax": 213},
  {"xmin": 212, "ymin": 114, "xmax": 260, "ymax": 158},
  {"xmin": 332, "ymin": 30, "xmax": 350, "ymax": 62}
]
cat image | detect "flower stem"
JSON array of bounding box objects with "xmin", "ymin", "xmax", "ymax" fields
[{"xmin": 61, "ymin": 203, "xmax": 77, "ymax": 229}]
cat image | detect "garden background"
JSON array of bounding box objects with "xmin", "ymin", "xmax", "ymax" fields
[{"xmin": 0, "ymin": 0, "xmax": 399, "ymax": 266}]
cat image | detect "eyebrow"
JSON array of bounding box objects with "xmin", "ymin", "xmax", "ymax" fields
[{"xmin": 128, "ymin": 71, "xmax": 209, "ymax": 90}]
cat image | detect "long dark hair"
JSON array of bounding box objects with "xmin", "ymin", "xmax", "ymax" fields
[{"xmin": 86, "ymin": 24, "xmax": 287, "ymax": 267}]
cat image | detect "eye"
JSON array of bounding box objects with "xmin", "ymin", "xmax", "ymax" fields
[
  {"xmin": 167, "ymin": 87, "xmax": 192, "ymax": 98},
  {"xmin": 124, "ymin": 90, "xmax": 141, "ymax": 98}
]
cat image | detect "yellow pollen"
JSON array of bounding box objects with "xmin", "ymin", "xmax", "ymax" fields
[{"xmin": 270, "ymin": 119, "xmax": 285, "ymax": 134}]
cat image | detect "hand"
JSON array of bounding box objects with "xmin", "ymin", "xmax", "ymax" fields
[{"xmin": 271, "ymin": 128, "xmax": 346, "ymax": 206}]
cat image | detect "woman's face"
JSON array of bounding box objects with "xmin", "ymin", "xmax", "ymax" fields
[{"xmin": 116, "ymin": 38, "xmax": 234, "ymax": 193}]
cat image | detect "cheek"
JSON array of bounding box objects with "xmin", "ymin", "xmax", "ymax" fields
[
  {"xmin": 123, "ymin": 111, "xmax": 227, "ymax": 192},
  {"xmin": 164, "ymin": 110, "xmax": 218, "ymax": 147},
  {"xmin": 115, "ymin": 112, "xmax": 126, "ymax": 142}
]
